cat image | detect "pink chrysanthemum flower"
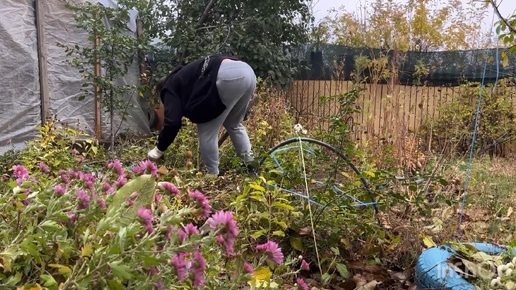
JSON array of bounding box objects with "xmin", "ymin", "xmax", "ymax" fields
[
  {"xmin": 107, "ymin": 159, "xmax": 125, "ymax": 176},
  {"xmin": 148, "ymin": 266, "xmax": 159, "ymax": 275},
  {"xmin": 189, "ymin": 190, "xmax": 212, "ymax": 218},
  {"xmin": 102, "ymin": 182, "xmax": 115, "ymax": 195},
  {"xmin": 38, "ymin": 162, "xmax": 51, "ymax": 173},
  {"xmin": 175, "ymin": 223, "xmax": 200, "ymax": 244},
  {"xmin": 137, "ymin": 207, "xmax": 154, "ymax": 233},
  {"xmin": 256, "ymin": 240, "xmax": 284, "ymax": 265},
  {"xmin": 125, "ymin": 196, "xmax": 135, "ymax": 206},
  {"xmin": 144, "ymin": 223, "xmax": 155, "ymax": 233},
  {"xmin": 296, "ymin": 277, "xmax": 309, "ymax": 290},
  {"xmin": 206, "ymin": 211, "xmax": 239, "ymax": 255},
  {"xmin": 243, "ymin": 262, "xmax": 254, "ymax": 274},
  {"xmin": 53, "ymin": 184, "xmax": 66, "ymax": 196},
  {"xmin": 113, "ymin": 176, "xmax": 127, "ymax": 188},
  {"xmin": 192, "ymin": 251, "xmax": 206, "ymax": 287},
  {"xmin": 60, "ymin": 172, "xmax": 70, "ymax": 184},
  {"xmin": 76, "ymin": 189, "xmax": 90, "ymax": 209},
  {"xmin": 125, "ymin": 192, "xmax": 139, "ymax": 206},
  {"xmin": 158, "ymin": 182, "xmax": 180, "ymax": 195},
  {"xmin": 301, "ymin": 259, "xmax": 310, "ymax": 271},
  {"xmin": 137, "ymin": 207, "xmax": 153, "ymax": 223},
  {"xmin": 13, "ymin": 165, "xmax": 28, "ymax": 178},
  {"xmin": 184, "ymin": 223, "xmax": 199, "ymax": 235},
  {"xmin": 67, "ymin": 211, "xmax": 76, "ymax": 225},
  {"xmin": 132, "ymin": 160, "xmax": 158, "ymax": 178},
  {"xmin": 98, "ymin": 197, "xmax": 106, "ymax": 209},
  {"xmin": 154, "ymin": 280, "xmax": 164, "ymax": 290},
  {"xmin": 70, "ymin": 169, "xmax": 80, "ymax": 179},
  {"xmin": 171, "ymin": 252, "xmax": 191, "ymax": 282}
]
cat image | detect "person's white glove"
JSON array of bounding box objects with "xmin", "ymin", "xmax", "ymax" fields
[{"xmin": 148, "ymin": 147, "xmax": 164, "ymax": 160}]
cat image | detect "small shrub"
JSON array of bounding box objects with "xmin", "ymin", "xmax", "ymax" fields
[
  {"xmin": 18, "ymin": 118, "xmax": 104, "ymax": 175},
  {"xmin": 420, "ymin": 79, "xmax": 516, "ymax": 157},
  {"xmin": 0, "ymin": 158, "xmax": 312, "ymax": 289}
]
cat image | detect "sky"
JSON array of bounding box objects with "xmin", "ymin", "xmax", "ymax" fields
[{"xmin": 311, "ymin": 0, "xmax": 516, "ymax": 30}]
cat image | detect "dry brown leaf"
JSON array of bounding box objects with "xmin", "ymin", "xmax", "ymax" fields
[
  {"xmin": 355, "ymin": 280, "xmax": 379, "ymax": 290},
  {"xmin": 157, "ymin": 165, "xmax": 168, "ymax": 175}
]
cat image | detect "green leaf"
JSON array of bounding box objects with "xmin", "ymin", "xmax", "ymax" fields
[
  {"xmin": 83, "ymin": 227, "xmax": 90, "ymax": 245},
  {"xmin": 40, "ymin": 220, "xmax": 61, "ymax": 232},
  {"xmin": 40, "ymin": 274, "xmax": 58, "ymax": 288},
  {"xmin": 48, "ymin": 264, "xmax": 72, "ymax": 277},
  {"xmin": 336, "ymin": 263, "xmax": 350, "ymax": 279},
  {"xmin": 107, "ymin": 279, "xmax": 125, "ymax": 290},
  {"xmin": 106, "ymin": 174, "xmax": 155, "ymax": 224},
  {"xmin": 272, "ymin": 202, "xmax": 294, "ymax": 211},
  {"xmin": 251, "ymin": 229, "xmax": 267, "ymax": 239},
  {"xmin": 81, "ymin": 243, "xmax": 93, "ymax": 257},
  {"xmin": 321, "ymin": 272, "xmax": 333, "ymax": 285},
  {"xmin": 108, "ymin": 261, "xmax": 133, "ymax": 280},
  {"xmin": 249, "ymin": 183, "xmax": 265, "ymax": 191},
  {"xmin": 0, "ymin": 247, "xmax": 21, "ymax": 272},
  {"xmin": 289, "ymin": 233, "xmax": 304, "ymax": 251},
  {"xmin": 118, "ymin": 227, "xmax": 127, "ymax": 250},
  {"xmin": 20, "ymin": 238, "xmax": 40, "ymax": 259},
  {"xmin": 362, "ymin": 170, "xmax": 375, "ymax": 177},
  {"xmin": 272, "ymin": 230, "xmax": 285, "ymax": 237},
  {"xmin": 5, "ymin": 272, "xmax": 22, "ymax": 286},
  {"xmin": 252, "ymin": 266, "xmax": 272, "ymax": 281},
  {"xmin": 274, "ymin": 220, "xmax": 288, "ymax": 229}
]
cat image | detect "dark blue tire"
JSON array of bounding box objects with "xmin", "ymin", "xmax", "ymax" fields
[{"xmin": 415, "ymin": 243, "xmax": 509, "ymax": 289}]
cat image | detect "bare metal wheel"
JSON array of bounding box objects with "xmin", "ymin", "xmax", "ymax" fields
[{"xmin": 258, "ymin": 137, "xmax": 380, "ymax": 224}]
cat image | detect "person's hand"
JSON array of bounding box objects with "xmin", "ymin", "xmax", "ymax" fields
[{"xmin": 148, "ymin": 147, "xmax": 164, "ymax": 161}]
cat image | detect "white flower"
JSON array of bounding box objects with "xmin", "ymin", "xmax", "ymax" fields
[
  {"xmin": 294, "ymin": 123, "xmax": 303, "ymax": 133},
  {"xmin": 506, "ymin": 268, "xmax": 513, "ymax": 277},
  {"xmin": 491, "ymin": 277, "xmax": 501, "ymax": 287},
  {"xmin": 293, "ymin": 123, "xmax": 308, "ymax": 135},
  {"xmin": 498, "ymin": 265, "xmax": 506, "ymax": 277},
  {"xmin": 507, "ymin": 281, "xmax": 516, "ymax": 290}
]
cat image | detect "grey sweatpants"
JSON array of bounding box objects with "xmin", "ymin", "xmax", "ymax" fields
[{"xmin": 197, "ymin": 60, "xmax": 256, "ymax": 175}]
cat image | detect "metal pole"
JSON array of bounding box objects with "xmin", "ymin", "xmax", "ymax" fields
[{"xmin": 34, "ymin": 0, "xmax": 50, "ymax": 125}]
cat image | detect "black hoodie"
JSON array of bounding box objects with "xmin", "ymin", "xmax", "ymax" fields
[{"xmin": 157, "ymin": 55, "xmax": 239, "ymax": 151}]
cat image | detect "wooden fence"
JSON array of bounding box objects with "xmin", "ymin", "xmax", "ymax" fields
[{"xmin": 286, "ymin": 80, "xmax": 516, "ymax": 144}]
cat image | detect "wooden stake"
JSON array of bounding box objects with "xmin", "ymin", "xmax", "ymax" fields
[
  {"xmin": 35, "ymin": 0, "xmax": 50, "ymax": 125},
  {"xmin": 94, "ymin": 25, "xmax": 102, "ymax": 140},
  {"xmin": 136, "ymin": 17, "xmax": 146, "ymax": 83}
]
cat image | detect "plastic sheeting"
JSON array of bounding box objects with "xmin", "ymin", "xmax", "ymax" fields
[
  {"xmin": 0, "ymin": 0, "xmax": 151, "ymax": 154},
  {"xmin": 0, "ymin": 0, "xmax": 41, "ymax": 154}
]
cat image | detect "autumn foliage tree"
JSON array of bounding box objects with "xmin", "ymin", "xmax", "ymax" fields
[
  {"xmin": 489, "ymin": 0, "xmax": 516, "ymax": 65},
  {"xmin": 322, "ymin": 0, "xmax": 490, "ymax": 51}
]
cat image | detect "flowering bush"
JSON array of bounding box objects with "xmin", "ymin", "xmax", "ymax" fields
[{"xmin": 0, "ymin": 160, "xmax": 309, "ymax": 289}]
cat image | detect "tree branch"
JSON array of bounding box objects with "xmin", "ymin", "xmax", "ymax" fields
[
  {"xmin": 178, "ymin": 0, "xmax": 217, "ymax": 62},
  {"xmin": 197, "ymin": 0, "xmax": 217, "ymax": 28},
  {"xmin": 490, "ymin": 0, "xmax": 516, "ymax": 35}
]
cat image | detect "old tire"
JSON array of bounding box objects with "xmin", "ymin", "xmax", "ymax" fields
[{"xmin": 415, "ymin": 242, "xmax": 509, "ymax": 290}]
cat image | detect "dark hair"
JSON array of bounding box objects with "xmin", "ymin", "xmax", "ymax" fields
[{"xmin": 154, "ymin": 64, "xmax": 185, "ymax": 98}]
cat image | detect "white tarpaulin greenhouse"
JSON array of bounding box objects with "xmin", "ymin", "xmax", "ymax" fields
[{"xmin": 0, "ymin": 0, "xmax": 151, "ymax": 154}]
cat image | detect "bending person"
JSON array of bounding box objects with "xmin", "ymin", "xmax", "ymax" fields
[{"xmin": 147, "ymin": 55, "xmax": 256, "ymax": 176}]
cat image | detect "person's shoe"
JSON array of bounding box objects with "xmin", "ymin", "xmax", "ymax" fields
[{"xmin": 244, "ymin": 160, "xmax": 259, "ymax": 177}]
